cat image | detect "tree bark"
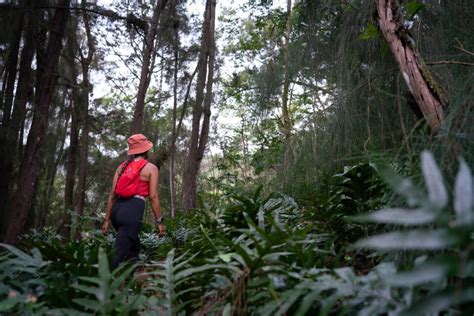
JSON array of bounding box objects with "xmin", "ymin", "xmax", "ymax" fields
[
  {"xmin": 0, "ymin": 0, "xmax": 25, "ymax": 125},
  {"xmin": 169, "ymin": 42, "xmax": 179, "ymax": 218},
  {"xmin": 375, "ymin": 0, "xmax": 445, "ymax": 132},
  {"xmin": 181, "ymin": 0, "xmax": 216, "ymax": 211},
  {"xmin": 197, "ymin": 7, "xmax": 216, "ymax": 161},
  {"xmin": 3, "ymin": 1, "xmax": 70, "ymax": 244},
  {"xmin": 64, "ymin": 29, "xmax": 80, "ymax": 214},
  {"xmin": 35, "ymin": 92, "xmax": 69, "ymax": 229},
  {"xmin": 0, "ymin": 16, "xmax": 23, "ymax": 129},
  {"xmin": 0, "ymin": 2, "xmax": 37, "ymax": 229},
  {"xmin": 130, "ymin": 0, "xmax": 169, "ymax": 134},
  {"xmin": 281, "ymin": 0, "xmax": 292, "ymax": 142},
  {"xmin": 64, "ymin": 101, "xmax": 79, "ymax": 208},
  {"xmin": 76, "ymin": 0, "xmax": 95, "ymax": 217},
  {"xmin": 176, "ymin": 65, "xmax": 198, "ymax": 137},
  {"xmin": 76, "ymin": 98, "xmax": 89, "ymax": 217}
]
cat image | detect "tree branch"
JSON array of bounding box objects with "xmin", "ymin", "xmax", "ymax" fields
[
  {"xmin": 0, "ymin": 3, "xmax": 148, "ymax": 31},
  {"xmin": 454, "ymin": 38, "xmax": 474, "ymax": 57},
  {"xmin": 426, "ymin": 60, "xmax": 474, "ymax": 67}
]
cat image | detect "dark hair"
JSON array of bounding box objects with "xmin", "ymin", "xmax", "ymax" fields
[
  {"xmin": 134, "ymin": 151, "xmax": 149, "ymax": 159},
  {"xmin": 113, "ymin": 156, "xmax": 133, "ymax": 197}
]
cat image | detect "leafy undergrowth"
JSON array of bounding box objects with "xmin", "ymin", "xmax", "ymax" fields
[{"xmin": 1, "ymin": 151, "xmax": 473, "ymax": 315}]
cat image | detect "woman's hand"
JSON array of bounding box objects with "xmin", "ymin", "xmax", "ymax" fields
[
  {"xmin": 158, "ymin": 224, "xmax": 166, "ymax": 237},
  {"xmin": 101, "ymin": 220, "xmax": 110, "ymax": 235}
]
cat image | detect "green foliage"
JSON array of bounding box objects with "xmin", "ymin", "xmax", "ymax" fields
[
  {"xmin": 0, "ymin": 244, "xmax": 49, "ymax": 314},
  {"xmin": 2, "ymin": 151, "xmax": 472, "ymax": 314},
  {"xmin": 359, "ymin": 22, "xmax": 378, "ymax": 40},
  {"xmin": 1, "ymin": 228, "xmax": 114, "ymax": 311},
  {"xmin": 191, "ymin": 204, "xmax": 332, "ymax": 314},
  {"xmin": 306, "ymin": 162, "xmax": 385, "ymax": 248},
  {"xmin": 260, "ymin": 151, "xmax": 474, "ymax": 315},
  {"xmin": 20, "ymin": 227, "xmax": 62, "ymax": 245},
  {"xmin": 141, "ymin": 249, "xmax": 224, "ymax": 315},
  {"xmin": 353, "ymin": 151, "xmax": 474, "ymax": 314},
  {"xmin": 405, "ymin": 1, "xmax": 426, "ymax": 20},
  {"xmin": 139, "ymin": 213, "xmax": 202, "ymax": 260},
  {"xmin": 72, "ymin": 248, "xmax": 144, "ymax": 315}
]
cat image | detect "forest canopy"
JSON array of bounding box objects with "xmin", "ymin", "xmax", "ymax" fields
[{"xmin": 0, "ymin": 0, "xmax": 473, "ymax": 314}]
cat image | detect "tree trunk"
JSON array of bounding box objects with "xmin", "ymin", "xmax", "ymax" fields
[
  {"xmin": 34, "ymin": 92, "xmax": 69, "ymax": 229},
  {"xmin": 177, "ymin": 65, "xmax": 198, "ymax": 137},
  {"xmin": 64, "ymin": 100, "xmax": 79, "ymax": 206},
  {"xmin": 130, "ymin": 0, "xmax": 169, "ymax": 134},
  {"xmin": 375, "ymin": 0, "xmax": 445, "ymax": 132},
  {"xmin": 0, "ymin": 10, "xmax": 23, "ymax": 129},
  {"xmin": 64, "ymin": 29, "xmax": 80, "ymax": 214},
  {"xmin": 3, "ymin": 1, "xmax": 70, "ymax": 244},
  {"xmin": 169, "ymin": 43, "xmax": 179, "ymax": 218},
  {"xmin": 280, "ymin": 0, "xmax": 293, "ymax": 185},
  {"xmin": 281, "ymin": 0, "xmax": 292, "ymax": 142},
  {"xmin": 0, "ymin": 3, "xmax": 37, "ymax": 230},
  {"xmin": 76, "ymin": 1, "xmax": 95, "ymax": 217},
  {"xmin": 76, "ymin": 104, "xmax": 89, "ymax": 216},
  {"xmin": 197, "ymin": 6, "xmax": 216, "ymax": 162},
  {"xmin": 181, "ymin": 0, "xmax": 216, "ymax": 211}
]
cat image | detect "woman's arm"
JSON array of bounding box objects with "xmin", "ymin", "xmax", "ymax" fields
[
  {"xmin": 148, "ymin": 164, "xmax": 165, "ymax": 236},
  {"xmin": 102, "ymin": 168, "xmax": 119, "ymax": 235}
]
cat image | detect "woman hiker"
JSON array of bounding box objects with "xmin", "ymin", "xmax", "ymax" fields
[{"xmin": 101, "ymin": 134, "xmax": 165, "ymax": 269}]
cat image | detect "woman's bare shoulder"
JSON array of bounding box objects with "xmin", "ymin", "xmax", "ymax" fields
[{"xmin": 145, "ymin": 162, "xmax": 158, "ymax": 172}]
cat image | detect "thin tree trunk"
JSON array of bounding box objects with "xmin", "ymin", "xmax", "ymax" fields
[
  {"xmin": 169, "ymin": 44, "xmax": 179, "ymax": 218},
  {"xmin": 76, "ymin": 1, "xmax": 94, "ymax": 217},
  {"xmin": 76, "ymin": 105, "xmax": 89, "ymax": 216},
  {"xmin": 0, "ymin": 10, "xmax": 23, "ymax": 128},
  {"xmin": 60, "ymin": 99, "xmax": 77, "ymax": 232},
  {"xmin": 3, "ymin": 1, "xmax": 70, "ymax": 244},
  {"xmin": 64, "ymin": 29, "xmax": 80, "ymax": 213},
  {"xmin": 130, "ymin": 0, "xmax": 169, "ymax": 134},
  {"xmin": 197, "ymin": 5, "xmax": 216, "ymax": 160},
  {"xmin": 0, "ymin": 14, "xmax": 23, "ymax": 190},
  {"xmin": 281, "ymin": 0, "xmax": 293, "ymax": 186},
  {"xmin": 64, "ymin": 99, "xmax": 78, "ymax": 208},
  {"xmin": 35, "ymin": 92, "xmax": 69, "ymax": 229},
  {"xmin": 176, "ymin": 65, "xmax": 198, "ymax": 136},
  {"xmin": 182, "ymin": 0, "xmax": 216, "ymax": 211},
  {"xmin": 281, "ymin": 0, "xmax": 292, "ymax": 142},
  {"xmin": 375, "ymin": 0, "xmax": 445, "ymax": 132}
]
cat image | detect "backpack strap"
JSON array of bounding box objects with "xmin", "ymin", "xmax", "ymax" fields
[{"xmin": 139, "ymin": 159, "xmax": 148, "ymax": 170}]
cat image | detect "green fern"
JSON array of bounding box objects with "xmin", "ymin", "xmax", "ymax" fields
[
  {"xmin": 72, "ymin": 248, "xmax": 144, "ymax": 315},
  {"xmin": 141, "ymin": 249, "xmax": 225, "ymax": 315}
]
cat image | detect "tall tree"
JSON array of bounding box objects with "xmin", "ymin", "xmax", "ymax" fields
[
  {"xmin": 182, "ymin": 0, "xmax": 216, "ymax": 211},
  {"xmin": 3, "ymin": 1, "xmax": 70, "ymax": 244},
  {"xmin": 58, "ymin": 19, "xmax": 81, "ymax": 237},
  {"xmin": 64, "ymin": 28, "xmax": 80, "ymax": 216},
  {"xmin": 280, "ymin": 0, "xmax": 293, "ymax": 142},
  {"xmin": 76, "ymin": 0, "xmax": 95, "ymax": 217},
  {"xmin": 169, "ymin": 28, "xmax": 179, "ymax": 218},
  {"xmin": 130, "ymin": 0, "xmax": 169, "ymax": 134},
  {"xmin": 0, "ymin": 0, "xmax": 38, "ymax": 226}
]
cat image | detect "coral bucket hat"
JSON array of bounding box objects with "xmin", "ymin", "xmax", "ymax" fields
[{"xmin": 127, "ymin": 134, "xmax": 153, "ymax": 155}]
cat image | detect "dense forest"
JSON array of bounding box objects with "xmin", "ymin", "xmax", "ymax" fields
[{"xmin": 0, "ymin": 0, "xmax": 473, "ymax": 314}]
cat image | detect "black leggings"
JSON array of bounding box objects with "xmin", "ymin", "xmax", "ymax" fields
[{"xmin": 111, "ymin": 197, "xmax": 145, "ymax": 269}]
